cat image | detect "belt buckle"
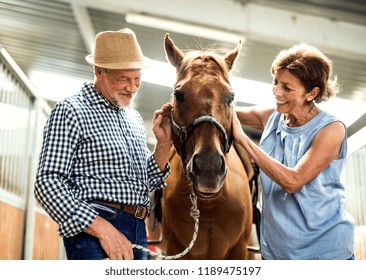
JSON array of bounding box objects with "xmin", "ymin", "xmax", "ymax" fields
[{"xmin": 134, "ymin": 205, "xmax": 148, "ymax": 220}]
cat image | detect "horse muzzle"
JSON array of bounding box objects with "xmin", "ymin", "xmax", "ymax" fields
[{"xmin": 186, "ymin": 151, "xmax": 227, "ymax": 197}]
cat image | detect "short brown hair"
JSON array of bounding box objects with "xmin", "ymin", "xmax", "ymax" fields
[{"xmin": 271, "ymin": 43, "xmax": 339, "ymax": 103}]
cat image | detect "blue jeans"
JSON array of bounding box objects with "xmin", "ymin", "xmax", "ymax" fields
[{"xmin": 63, "ymin": 202, "xmax": 148, "ymax": 260}]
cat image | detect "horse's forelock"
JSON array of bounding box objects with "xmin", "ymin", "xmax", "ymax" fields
[{"xmin": 180, "ymin": 50, "xmax": 230, "ymax": 82}]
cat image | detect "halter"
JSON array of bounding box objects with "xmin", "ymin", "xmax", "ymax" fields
[{"xmin": 170, "ymin": 109, "xmax": 232, "ymax": 172}]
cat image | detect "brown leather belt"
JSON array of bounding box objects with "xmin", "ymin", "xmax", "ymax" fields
[{"xmin": 93, "ymin": 200, "xmax": 149, "ymax": 220}]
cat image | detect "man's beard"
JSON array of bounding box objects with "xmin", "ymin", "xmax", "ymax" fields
[{"xmin": 111, "ymin": 93, "xmax": 136, "ymax": 108}]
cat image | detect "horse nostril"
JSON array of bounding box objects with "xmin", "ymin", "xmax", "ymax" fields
[
  {"xmin": 191, "ymin": 154, "xmax": 200, "ymax": 175},
  {"xmin": 218, "ymin": 154, "xmax": 226, "ymax": 175}
]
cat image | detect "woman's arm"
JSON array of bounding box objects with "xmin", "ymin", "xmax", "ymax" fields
[
  {"xmin": 235, "ymin": 105, "xmax": 274, "ymax": 131},
  {"xmin": 233, "ymin": 110, "xmax": 345, "ymax": 193}
]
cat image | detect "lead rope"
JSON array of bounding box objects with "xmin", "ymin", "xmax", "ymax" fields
[{"xmin": 132, "ymin": 193, "xmax": 200, "ymax": 260}]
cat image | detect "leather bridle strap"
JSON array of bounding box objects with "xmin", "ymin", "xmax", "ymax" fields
[{"xmin": 170, "ymin": 110, "xmax": 231, "ymax": 171}]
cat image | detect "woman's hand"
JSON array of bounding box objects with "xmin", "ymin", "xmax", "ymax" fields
[{"xmin": 232, "ymin": 106, "xmax": 247, "ymax": 143}]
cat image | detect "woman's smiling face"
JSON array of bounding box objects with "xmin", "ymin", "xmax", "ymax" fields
[{"xmin": 272, "ymin": 69, "xmax": 310, "ymax": 115}]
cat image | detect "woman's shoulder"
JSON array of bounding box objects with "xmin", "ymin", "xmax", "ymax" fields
[{"xmin": 312, "ymin": 110, "xmax": 345, "ymax": 133}]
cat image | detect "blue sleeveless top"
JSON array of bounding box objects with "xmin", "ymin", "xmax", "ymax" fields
[{"xmin": 259, "ymin": 110, "xmax": 354, "ymax": 259}]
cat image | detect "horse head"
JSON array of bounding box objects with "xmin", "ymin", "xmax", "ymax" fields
[{"xmin": 164, "ymin": 34, "xmax": 241, "ymax": 198}]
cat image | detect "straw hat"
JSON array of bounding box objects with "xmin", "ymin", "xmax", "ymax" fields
[{"xmin": 85, "ymin": 28, "xmax": 152, "ymax": 69}]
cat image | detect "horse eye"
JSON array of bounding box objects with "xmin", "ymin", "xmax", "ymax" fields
[
  {"xmin": 173, "ymin": 90, "xmax": 185, "ymax": 102},
  {"xmin": 227, "ymin": 92, "xmax": 235, "ymax": 105}
]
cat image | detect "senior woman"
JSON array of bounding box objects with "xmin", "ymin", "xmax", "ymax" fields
[{"xmin": 232, "ymin": 43, "xmax": 355, "ymax": 260}]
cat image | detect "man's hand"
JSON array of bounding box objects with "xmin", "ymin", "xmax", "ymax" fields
[
  {"xmin": 152, "ymin": 103, "xmax": 173, "ymax": 171},
  {"xmin": 84, "ymin": 215, "xmax": 134, "ymax": 260},
  {"xmin": 152, "ymin": 103, "xmax": 173, "ymax": 145}
]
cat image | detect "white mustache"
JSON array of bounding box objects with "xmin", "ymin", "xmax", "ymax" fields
[{"xmin": 118, "ymin": 91, "xmax": 133, "ymax": 95}]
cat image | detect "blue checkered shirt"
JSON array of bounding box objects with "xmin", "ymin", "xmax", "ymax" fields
[{"xmin": 34, "ymin": 82, "xmax": 170, "ymax": 237}]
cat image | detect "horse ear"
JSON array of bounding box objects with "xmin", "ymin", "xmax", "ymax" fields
[
  {"xmin": 224, "ymin": 41, "xmax": 242, "ymax": 71},
  {"xmin": 164, "ymin": 33, "xmax": 184, "ymax": 68}
]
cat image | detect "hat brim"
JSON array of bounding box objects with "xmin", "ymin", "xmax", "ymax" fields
[{"xmin": 85, "ymin": 54, "xmax": 153, "ymax": 69}]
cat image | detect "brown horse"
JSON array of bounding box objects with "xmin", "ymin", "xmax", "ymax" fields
[{"xmin": 152, "ymin": 34, "xmax": 253, "ymax": 260}]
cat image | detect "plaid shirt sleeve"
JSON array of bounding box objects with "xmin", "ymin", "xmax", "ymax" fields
[
  {"xmin": 147, "ymin": 153, "xmax": 171, "ymax": 191},
  {"xmin": 34, "ymin": 101, "xmax": 97, "ymax": 237}
]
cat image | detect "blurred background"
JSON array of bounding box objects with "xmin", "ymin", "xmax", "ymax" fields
[{"xmin": 0, "ymin": 0, "xmax": 365, "ymax": 260}]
